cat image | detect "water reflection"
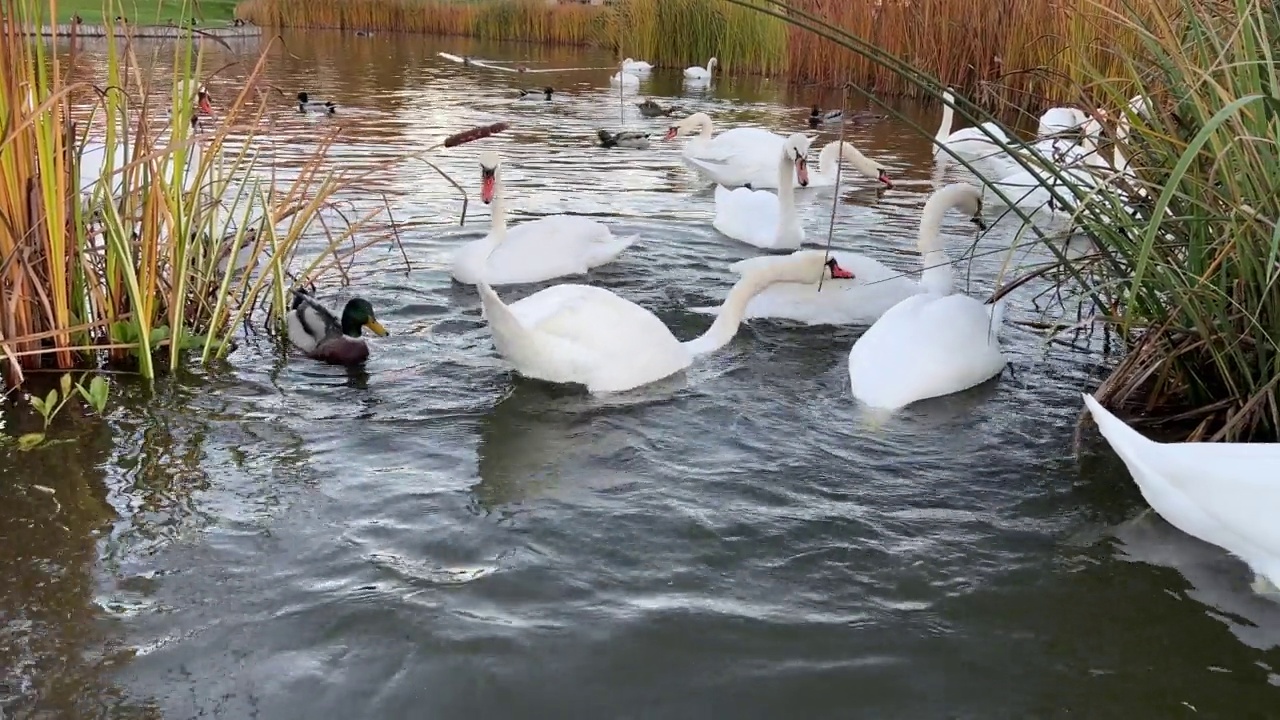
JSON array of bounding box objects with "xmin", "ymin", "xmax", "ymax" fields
[{"xmin": 3, "ymin": 29, "xmax": 1278, "ymax": 719}]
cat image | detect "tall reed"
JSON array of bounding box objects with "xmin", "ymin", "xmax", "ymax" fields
[
  {"xmin": 237, "ymin": 0, "xmax": 611, "ymax": 45},
  {"xmin": 0, "ymin": 0, "xmax": 393, "ymax": 389}
]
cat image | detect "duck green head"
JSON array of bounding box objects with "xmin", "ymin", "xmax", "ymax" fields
[{"xmin": 340, "ymin": 298, "xmax": 388, "ymax": 338}]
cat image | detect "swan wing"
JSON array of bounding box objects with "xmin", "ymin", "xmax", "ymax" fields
[
  {"xmin": 1147, "ymin": 444, "xmax": 1280, "ymax": 557},
  {"xmin": 848, "ymin": 293, "xmax": 1006, "ymax": 409},
  {"xmin": 510, "ymin": 284, "xmax": 690, "ymax": 392},
  {"xmin": 472, "ymin": 215, "xmax": 630, "ymax": 285},
  {"xmin": 712, "ymin": 186, "xmax": 781, "ymax": 247}
]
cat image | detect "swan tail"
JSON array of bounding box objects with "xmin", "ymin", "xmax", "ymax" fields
[
  {"xmin": 476, "ymin": 282, "xmax": 534, "ymax": 357},
  {"xmin": 1082, "ymin": 393, "xmax": 1158, "ymax": 456}
]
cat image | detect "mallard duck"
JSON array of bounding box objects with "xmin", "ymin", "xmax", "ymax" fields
[
  {"xmin": 297, "ymin": 92, "xmax": 336, "ymax": 115},
  {"xmin": 286, "ymin": 288, "xmax": 387, "ymax": 366},
  {"xmin": 809, "ymin": 105, "xmax": 886, "ymax": 128},
  {"xmin": 636, "ymin": 99, "xmax": 677, "ymax": 118},
  {"xmin": 517, "ymin": 87, "xmax": 553, "ymax": 101},
  {"xmin": 597, "ymin": 129, "xmax": 650, "ymax": 149}
]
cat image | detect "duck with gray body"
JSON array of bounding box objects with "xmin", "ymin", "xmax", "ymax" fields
[
  {"xmin": 597, "ymin": 129, "xmax": 651, "ymax": 149},
  {"xmin": 286, "ymin": 288, "xmax": 388, "ymax": 366},
  {"xmin": 297, "ymin": 92, "xmax": 336, "ymax": 114}
]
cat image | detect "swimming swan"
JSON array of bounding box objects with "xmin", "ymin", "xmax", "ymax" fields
[
  {"xmin": 1082, "ymin": 393, "xmax": 1280, "ymax": 595},
  {"xmin": 476, "ymin": 250, "xmax": 855, "ymax": 393},
  {"xmin": 684, "ymin": 57, "xmax": 718, "ymax": 81},
  {"xmin": 711, "ymin": 133, "xmax": 812, "ymax": 249},
  {"xmin": 933, "ymin": 88, "xmax": 1019, "ymax": 180},
  {"xmin": 847, "ymin": 183, "xmax": 1006, "ymax": 409},
  {"xmin": 450, "ymin": 152, "xmax": 637, "ymax": 286}
]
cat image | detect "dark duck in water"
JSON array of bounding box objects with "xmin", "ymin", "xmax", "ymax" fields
[
  {"xmin": 297, "ymin": 92, "xmax": 337, "ymax": 114},
  {"xmin": 597, "ymin": 129, "xmax": 651, "ymax": 149},
  {"xmin": 286, "ymin": 288, "xmax": 388, "ymax": 366}
]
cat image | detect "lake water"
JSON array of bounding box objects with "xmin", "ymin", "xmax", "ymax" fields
[{"xmin": 2, "ymin": 30, "xmax": 1279, "ymax": 719}]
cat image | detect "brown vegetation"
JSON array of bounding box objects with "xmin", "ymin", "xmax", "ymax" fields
[{"xmin": 237, "ymin": 0, "xmax": 1160, "ymax": 107}]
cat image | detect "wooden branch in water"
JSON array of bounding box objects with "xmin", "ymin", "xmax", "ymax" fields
[{"xmin": 443, "ymin": 122, "xmax": 510, "ymax": 148}]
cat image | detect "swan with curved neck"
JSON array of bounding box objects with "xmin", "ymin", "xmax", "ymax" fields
[
  {"xmin": 692, "ymin": 179, "xmax": 986, "ymax": 326},
  {"xmin": 663, "ymin": 112, "xmax": 798, "ymax": 188},
  {"xmin": 450, "ymin": 151, "xmax": 637, "ymax": 286},
  {"xmin": 712, "ymin": 133, "xmax": 813, "ymax": 249},
  {"xmin": 986, "ymin": 128, "xmax": 1113, "ymax": 214},
  {"xmin": 933, "ymin": 88, "xmax": 1019, "ymax": 180},
  {"xmin": 1082, "ymin": 393, "xmax": 1280, "ymax": 596},
  {"xmin": 621, "ymin": 57, "xmax": 653, "ymax": 74},
  {"xmin": 610, "ymin": 71, "xmax": 640, "ymax": 88},
  {"xmin": 684, "ymin": 57, "xmax": 718, "ymax": 80},
  {"xmin": 476, "ymin": 249, "xmax": 855, "ymax": 393},
  {"xmin": 808, "ymin": 141, "xmax": 894, "ymax": 188},
  {"xmin": 847, "ymin": 183, "xmax": 1007, "ymax": 409}
]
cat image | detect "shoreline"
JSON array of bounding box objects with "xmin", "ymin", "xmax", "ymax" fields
[{"xmin": 17, "ymin": 23, "xmax": 263, "ymax": 38}]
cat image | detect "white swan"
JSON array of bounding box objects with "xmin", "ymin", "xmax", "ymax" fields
[
  {"xmin": 621, "ymin": 58, "xmax": 653, "ymax": 74},
  {"xmin": 806, "ymin": 140, "xmax": 894, "ymax": 189},
  {"xmin": 684, "ymin": 57, "xmax": 718, "ymax": 81},
  {"xmin": 1081, "ymin": 393, "xmax": 1280, "ymax": 594},
  {"xmin": 848, "ymin": 183, "xmax": 1006, "ymax": 409},
  {"xmin": 450, "ymin": 152, "xmax": 637, "ymax": 286},
  {"xmin": 663, "ymin": 112, "xmax": 789, "ymax": 188},
  {"xmin": 711, "ymin": 133, "xmax": 812, "ymax": 249},
  {"xmin": 986, "ymin": 123, "xmax": 1114, "ymax": 213},
  {"xmin": 609, "ymin": 71, "xmax": 640, "ymax": 88},
  {"xmin": 1037, "ymin": 106, "xmax": 1088, "ymax": 137},
  {"xmin": 476, "ymin": 249, "xmax": 854, "ymax": 393},
  {"xmin": 689, "ymin": 249, "xmax": 922, "ymax": 327},
  {"xmin": 693, "ymin": 170, "xmax": 980, "ymax": 325},
  {"xmin": 933, "ymin": 89, "xmax": 1020, "ymax": 180}
]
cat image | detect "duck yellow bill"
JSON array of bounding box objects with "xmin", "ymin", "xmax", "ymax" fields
[{"xmin": 365, "ymin": 320, "xmax": 388, "ymax": 336}]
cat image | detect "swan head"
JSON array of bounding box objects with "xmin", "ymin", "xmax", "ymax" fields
[
  {"xmin": 479, "ymin": 151, "xmax": 501, "ymax": 204},
  {"xmin": 936, "ymin": 182, "xmax": 986, "ymax": 232},
  {"xmin": 742, "ymin": 249, "xmax": 855, "ymax": 284},
  {"xmin": 623, "ymin": 57, "xmax": 635, "ymax": 64},
  {"xmin": 196, "ymin": 85, "xmax": 212, "ymax": 114},
  {"xmin": 833, "ymin": 142, "xmax": 892, "ymax": 188},
  {"xmin": 663, "ymin": 112, "xmax": 712, "ymax": 140},
  {"xmin": 782, "ymin": 133, "xmax": 812, "ymax": 187},
  {"xmin": 708, "ymin": 57, "xmax": 718, "ymax": 70}
]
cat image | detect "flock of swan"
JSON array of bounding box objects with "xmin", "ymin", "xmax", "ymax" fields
[
  {"xmin": 64, "ymin": 68, "xmax": 1278, "ymax": 604},
  {"xmin": 429, "ymin": 73, "xmax": 1280, "ymax": 603}
]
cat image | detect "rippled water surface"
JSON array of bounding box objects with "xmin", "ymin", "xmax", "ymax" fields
[{"xmin": 2, "ymin": 31, "xmax": 1279, "ymax": 720}]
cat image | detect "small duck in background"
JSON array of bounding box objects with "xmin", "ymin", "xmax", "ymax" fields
[
  {"xmin": 808, "ymin": 105, "xmax": 886, "ymax": 128},
  {"xmin": 808, "ymin": 106, "xmax": 843, "ymax": 127},
  {"xmin": 517, "ymin": 87, "xmax": 554, "ymax": 101},
  {"xmin": 597, "ymin": 129, "xmax": 651, "ymax": 149},
  {"xmin": 297, "ymin": 92, "xmax": 336, "ymax": 114},
  {"xmin": 286, "ymin": 287, "xmax": 388, "ymax": 366},
  {"xmin": 636, "ymin": 99, "xmax": 679, "ymax": 118}
]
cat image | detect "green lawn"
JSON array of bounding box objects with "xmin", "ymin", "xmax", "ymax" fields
[{"xmin": 52, "ymin": 0, "xmax": 239, "ymax": 25}]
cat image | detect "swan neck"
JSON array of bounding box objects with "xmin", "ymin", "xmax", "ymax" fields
[
  {"xmin": 489, "ymin": 174, "xmax": 508, "ymax": 240},
  {"xmin": 818, "ymin": 142, "xmax": 840, "ymax": 174},
  {"xmin": 695, "ymin": 116, "xmax": 713, "ymax": 139},
  {"xmin": 919, "ymin": 248, "xmax": 953, "ymax": 296},
  {"xmin": 777, "ymin": 153, "xmax": 795, "ymax": 208},
  {"xmin": 686, "ymin": 271, "xmax": 776, "ymax": 357},
  {"xmin": 936, "ymin": 99, "xmax": 954, "ymax": 141}
]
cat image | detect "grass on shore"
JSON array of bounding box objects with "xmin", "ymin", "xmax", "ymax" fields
[
  {"xmin": 49, "ymin": 0, "xmax": 239, "ymax": 25},
  {"xmin": 0, "ymin": 0, "xmax": 391, "ymax": 389}
]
